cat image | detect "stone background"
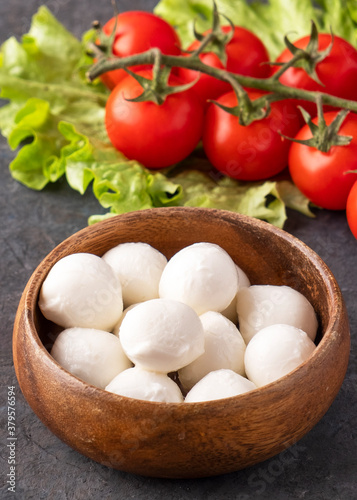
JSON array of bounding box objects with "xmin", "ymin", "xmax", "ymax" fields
[{"xmin": 1, "ymin": 1, "xmax": 356, "ymax": 499}]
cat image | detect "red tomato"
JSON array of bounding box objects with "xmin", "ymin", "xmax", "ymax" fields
[
  {"xmin": 178, "ymin": 26, "xmax": 271, "ymax": 105},
  {"xmin": 99, "ymin": 11, "xmax": 181, "ymax": 89},
  {"xmin": 346, "ymin": 181, "xmax": 357, "ymax": 239},
  {"xmin": 202, "ymin": 91, "xmax": 301, "ymax": 180},
  {"xmin": 274, "ymin": 34, "xmax": 357, "ymax": 116},
  {"xmin": 105, "ymin": 71, "xmax": 204, "ymax": 169},
  {"xmin": 289, "ymin": 111, "xmax": 357, "ymax": 210}
]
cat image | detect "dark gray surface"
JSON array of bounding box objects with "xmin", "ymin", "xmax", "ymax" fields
[{"xmin": 1, "ymin": 1, "xmax": 356, "ymax": 499}]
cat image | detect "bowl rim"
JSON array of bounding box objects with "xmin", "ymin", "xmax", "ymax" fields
[{"xmin": 16, "ymin": 207, "xmax": 350, "ymax": 410}]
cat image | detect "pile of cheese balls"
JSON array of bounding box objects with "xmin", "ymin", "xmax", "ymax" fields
[{"xmin": 39, "ymin": 241, "xmax": 318, "ymax": 403}]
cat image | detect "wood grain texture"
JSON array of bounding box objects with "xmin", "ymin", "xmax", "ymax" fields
[{"xmin": 12, "ymin": 207, "xmax": 350, "ymax": 478}]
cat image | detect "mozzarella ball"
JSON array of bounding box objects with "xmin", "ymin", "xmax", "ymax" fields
[
  {"xmin": 221, "ymin": 265, "xmax": 251, "ymax": 323},
  {"xmin": 178, "ymin": 312, "xmax": 246, "ymax": 391},
  {"xmin": 236, "ymin": 265, "xmax": 251, "ymax": 289},
  {"xmin": 119, "ymin": 298, "xmax": 205, "ymax": 373},
  {"xmin": 236, "ymin": 285, "xmax": 318, "ymax": 344},
  {"xmin": 39, "ymin": 253, "xmax": 123, "ymax": 331},
  {"xmin": 102, "ymin": 242, "xmax": 167, "ymax": 307},
  {"xmin": 112, "ymin": 304, "xmax": 138, "ymax": 337},
  {"xmin": 244, "ymin": 324, "xmax": 316, "ymax": 387},
  {"xmin": 105, "ymin": 366, "xmax": 183, "ymax": 403},
  {"xmin": 51, "ymin": 327, "xmax": 132, "ymax": 388},
  {"xmin": 185, "ymin": 369, "xmax": 256, "ymax": 403},
  {"xmin": 159, "ymin": 242, "xmax": 238, "ymax": 315}
]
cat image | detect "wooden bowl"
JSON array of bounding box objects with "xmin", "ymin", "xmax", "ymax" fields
[{"xmin": 13, "ymin": 207, "xmax": 350, "ymax": 478}]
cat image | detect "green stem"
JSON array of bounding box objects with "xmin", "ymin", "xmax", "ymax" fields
[
  {"xmin": 270, "ymin": 50, "xmax": 306, "ymax": 80},
  {"xmin": 152, "ymin": 49, "xmax": 162, "ymax": 87},
  {"xmin": 192, "ymin": 32, "xmax": 215, "ymax": 57},
  {"xmin": 316, "ymin": 94, "xmax": 327, "ymax": 133},
  {"xmin": 87, "ymin": 48, "xmax": 357, "ymax": 112}
]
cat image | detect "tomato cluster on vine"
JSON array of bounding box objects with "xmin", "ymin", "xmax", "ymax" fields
[{"xmin": 97, "ymin": 10, "xmax": 357, "ymax": 239}]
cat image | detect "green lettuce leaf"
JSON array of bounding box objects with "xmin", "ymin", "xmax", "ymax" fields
[
  {"xmin": 0, "ymin": 7, "xmax": 181, "ymax": 215},
  {"xmin": 8, "ymin": 97, "xmax": 68, "ymax": 189},
  {"xmin": 155, "ymin": 0, "xmax": 356, "ymax": 58},
  {"xmin": 0, "ymin": 5, "xmax": 314, "ymax": 228},
  {"xmin": 59, "ymin": 122, "xmax": 182, "ymax": 217},
  {"xmin": 315, "ymin": 0, "xmax": 357, "ymax": 47},
  {"xmin": 276, "ymin": 180, "xmax": 316, "ymax": 218},
  {"xmin": 176, "ymin": 169, "xmax": 288, "ymax": 227}
]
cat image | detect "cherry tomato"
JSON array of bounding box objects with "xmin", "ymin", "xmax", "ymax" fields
[
  {"xmin": 99, "ymin": 11, "xmax": 181, "ymax": 90},
  {"xmin": 202, "ymin": 91, "xmax": 301, "ymax": 181},
  {"xmin": 105, "ymin": 71, "xmax": 204, "ymax": 169},
  {"xmin": 274, "ymin": 34, "xmax": 357, "ymax": 116},
  {"xmin": 289, "ymin": 111, "xmax": 357, "ymax": 210},
  {"xmin": 346, "ymin": 181, "xmax": 357, "ymax": 239},
  {"xmin": 178, "ymin": 26, "xmax": 271, "ymax": 105}
]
